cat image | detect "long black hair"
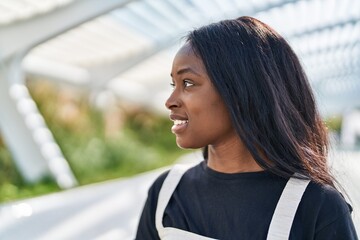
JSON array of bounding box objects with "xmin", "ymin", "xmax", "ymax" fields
[{"xmin": 187, "ymin": 16, "xmax": 334, "ymax": 187}]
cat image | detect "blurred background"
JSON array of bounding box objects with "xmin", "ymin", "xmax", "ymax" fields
[{"xmin": 0, "ymin": 0, "xmax": 359, "ymax": 239}]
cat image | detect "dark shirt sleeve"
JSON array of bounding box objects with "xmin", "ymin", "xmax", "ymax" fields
[
  {"xmin": 315, "ymin": 210, "xmax": 358, "ymax": 240},
  {"xmin": 135, "ymin": 171, "xmax": 169, "ymax": 240},
  {"xmin": 312, "ymin": 185, "xmax": 359, "ymax": 240}
]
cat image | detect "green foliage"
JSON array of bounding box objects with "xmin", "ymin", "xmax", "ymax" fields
[
  {"xmin": 124, "ymin": 111, "xmax": 180, "ymax": 153},
  {"xmin": 324, "ymin": 115, "xmax": 342, "ymax": 133},
  {"xmin": 0, "ymin": 140, "xmax": 60, "ymax": 203},
  {"xmin": 0, "ymin": 80, "xmax": 182, "ymax": 203},
  {"xmin": 0, "ymin": 141, "xmax": 20, "ymax": 187}
]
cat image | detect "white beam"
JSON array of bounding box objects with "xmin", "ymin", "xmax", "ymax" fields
[
  {"xmin": 23, "ymin": 56, "xmax": 90, "ymax": 86},
  {"xmin": 88, "ymin": 38, "xmax": 178, "ymax": 89},
  {"xmin": 0, "ymin": 0, "xmax": 137, "ymax": 61},
  {"xmin": 341, "ymin": 109, "xmax": 360, "ymax": 148}
]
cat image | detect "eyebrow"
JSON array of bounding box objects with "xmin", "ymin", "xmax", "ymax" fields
[{"xmin": 170, "ymin": 67, "xmax": 201, "ymax": 77}]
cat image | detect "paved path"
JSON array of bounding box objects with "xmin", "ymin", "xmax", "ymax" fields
[
  {"xmin": 0, "ymin": 151, "xmax": 358, "ymax": 239},
  {"xmin": 0, "ymin": 166, "xmax": 169, "ymax": 240}
]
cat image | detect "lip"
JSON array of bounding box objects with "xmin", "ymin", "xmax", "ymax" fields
[
  {"xmin": 169, "ymin": 113, "xmax": 188, "ymax": 121},
  {"xmin": 169, "ymin": 113, "xmax": 189, "ymax": 134}
]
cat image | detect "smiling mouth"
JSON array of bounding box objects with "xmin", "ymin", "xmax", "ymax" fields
[
  {"xmin": 171, "ymin": 119, "xmax": 189, "ymax": 134},
  {"xmin": 173, "ymin": 120, "xmax": 189, "ymax": 125}
]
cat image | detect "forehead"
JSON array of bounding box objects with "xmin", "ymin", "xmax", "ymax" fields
[{"xmin": 172, "ymin": 43, "xmax": 206, "ymax": 73}]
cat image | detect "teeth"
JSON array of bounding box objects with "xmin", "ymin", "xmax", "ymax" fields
[{"xmin": 174, "ymin": 120, "xmax": 188, "ymax": 125}]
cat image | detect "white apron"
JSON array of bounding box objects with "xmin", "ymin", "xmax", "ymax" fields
[{"xmin": 155, "ymin": 163, "xmax": 310, "ymax": 240}]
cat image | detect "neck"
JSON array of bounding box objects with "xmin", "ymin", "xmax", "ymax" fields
[{"xmin": 206, "ymin": 139, "xmax": 263, "ymax": 173}]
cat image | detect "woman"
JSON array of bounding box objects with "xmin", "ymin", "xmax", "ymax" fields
[{"xmin": 135, "ymin": 16, "xmax": 358, "ymax": 239}]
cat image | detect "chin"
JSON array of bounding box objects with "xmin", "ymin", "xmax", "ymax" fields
[{"xmin": 176, "ymin": 139, "xmax": 204, "ymax": 149}]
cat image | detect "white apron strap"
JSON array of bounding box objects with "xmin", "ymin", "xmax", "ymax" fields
[
  {"xmin": 155, "ymin": 163, "xmax": 197, "ymax": 236},
  {"xmin": 267, "ymin": 176, "xmax": 310, "ymax": 240}
]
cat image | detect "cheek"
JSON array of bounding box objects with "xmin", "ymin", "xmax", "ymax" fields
[
  {"xmin": 192, "ymin": 99, "xmax": 233, "ymax": 135},
  {"xmin": 211, "ymin": 103, "xmax": 233, "ymax": 132}
]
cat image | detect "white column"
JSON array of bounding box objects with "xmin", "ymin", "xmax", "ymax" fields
[
  {"xmin": 0, "ymin": 0, "xmax": 138, "ymax": 189},
  {"xmin": 341, "ymin": 109, "xmax": 360, "ymax": 148},
  {"xmin": 0, "ymin": 55, "xmax": 77, "ymax": 188}
]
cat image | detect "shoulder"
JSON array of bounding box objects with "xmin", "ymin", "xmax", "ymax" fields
[
  {"xmin": 290, "ymin": 181, "xmax": 357, "ymax": 238},
  {"xmin": 147, "ymin": 162, "xmax": 201, "ymax": 197},
  {"xmin": 147, "ymin": 170, "xmax": 170, "ymax": 198},
  {"xmin": 300, "ymin": 181, "xmax": 353, "ymax": 228},
  {"xmin": 302, "ymin": 182, "xmax": 358, "ymax": 238},
  {"xmin": 305, "ymin": 182, "xmax": 351, "ymax": 212}
]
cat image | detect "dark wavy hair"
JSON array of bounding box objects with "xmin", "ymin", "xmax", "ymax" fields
[{"xmin": 187, "ymin": 16, "xmax": 334, "ymax": 187}]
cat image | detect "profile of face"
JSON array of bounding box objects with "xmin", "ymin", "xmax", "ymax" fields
[{"xmin": 166, "ymin": 43, "xmax": 237, "ymax": 149}]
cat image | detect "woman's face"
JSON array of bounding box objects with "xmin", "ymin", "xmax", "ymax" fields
[{"xmin": 166, "ymin": 43, "xmax": 237, "ymax": 149}]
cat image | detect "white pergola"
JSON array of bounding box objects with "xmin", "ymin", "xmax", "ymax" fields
[{"xmin": 0, "ymin": 0, "xmax": 359, "ymax": 188}]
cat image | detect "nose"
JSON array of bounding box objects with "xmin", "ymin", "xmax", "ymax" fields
[{"xmin": 165, "ymin": 90, "xmax": 181, "ymax": 110}]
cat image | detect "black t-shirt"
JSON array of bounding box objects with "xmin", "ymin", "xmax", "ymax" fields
[{"xmin": 136, "ymin": 161, "xmax": 358, "ymax": 239}]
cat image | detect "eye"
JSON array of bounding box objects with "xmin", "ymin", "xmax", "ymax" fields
[
  {"xmin": 170, "ymin": 82, "xmax": 175, "ymax": 89},
  {"xmin": 184, "ymin": 80, "xmax": 194, "ymax": 88}
]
